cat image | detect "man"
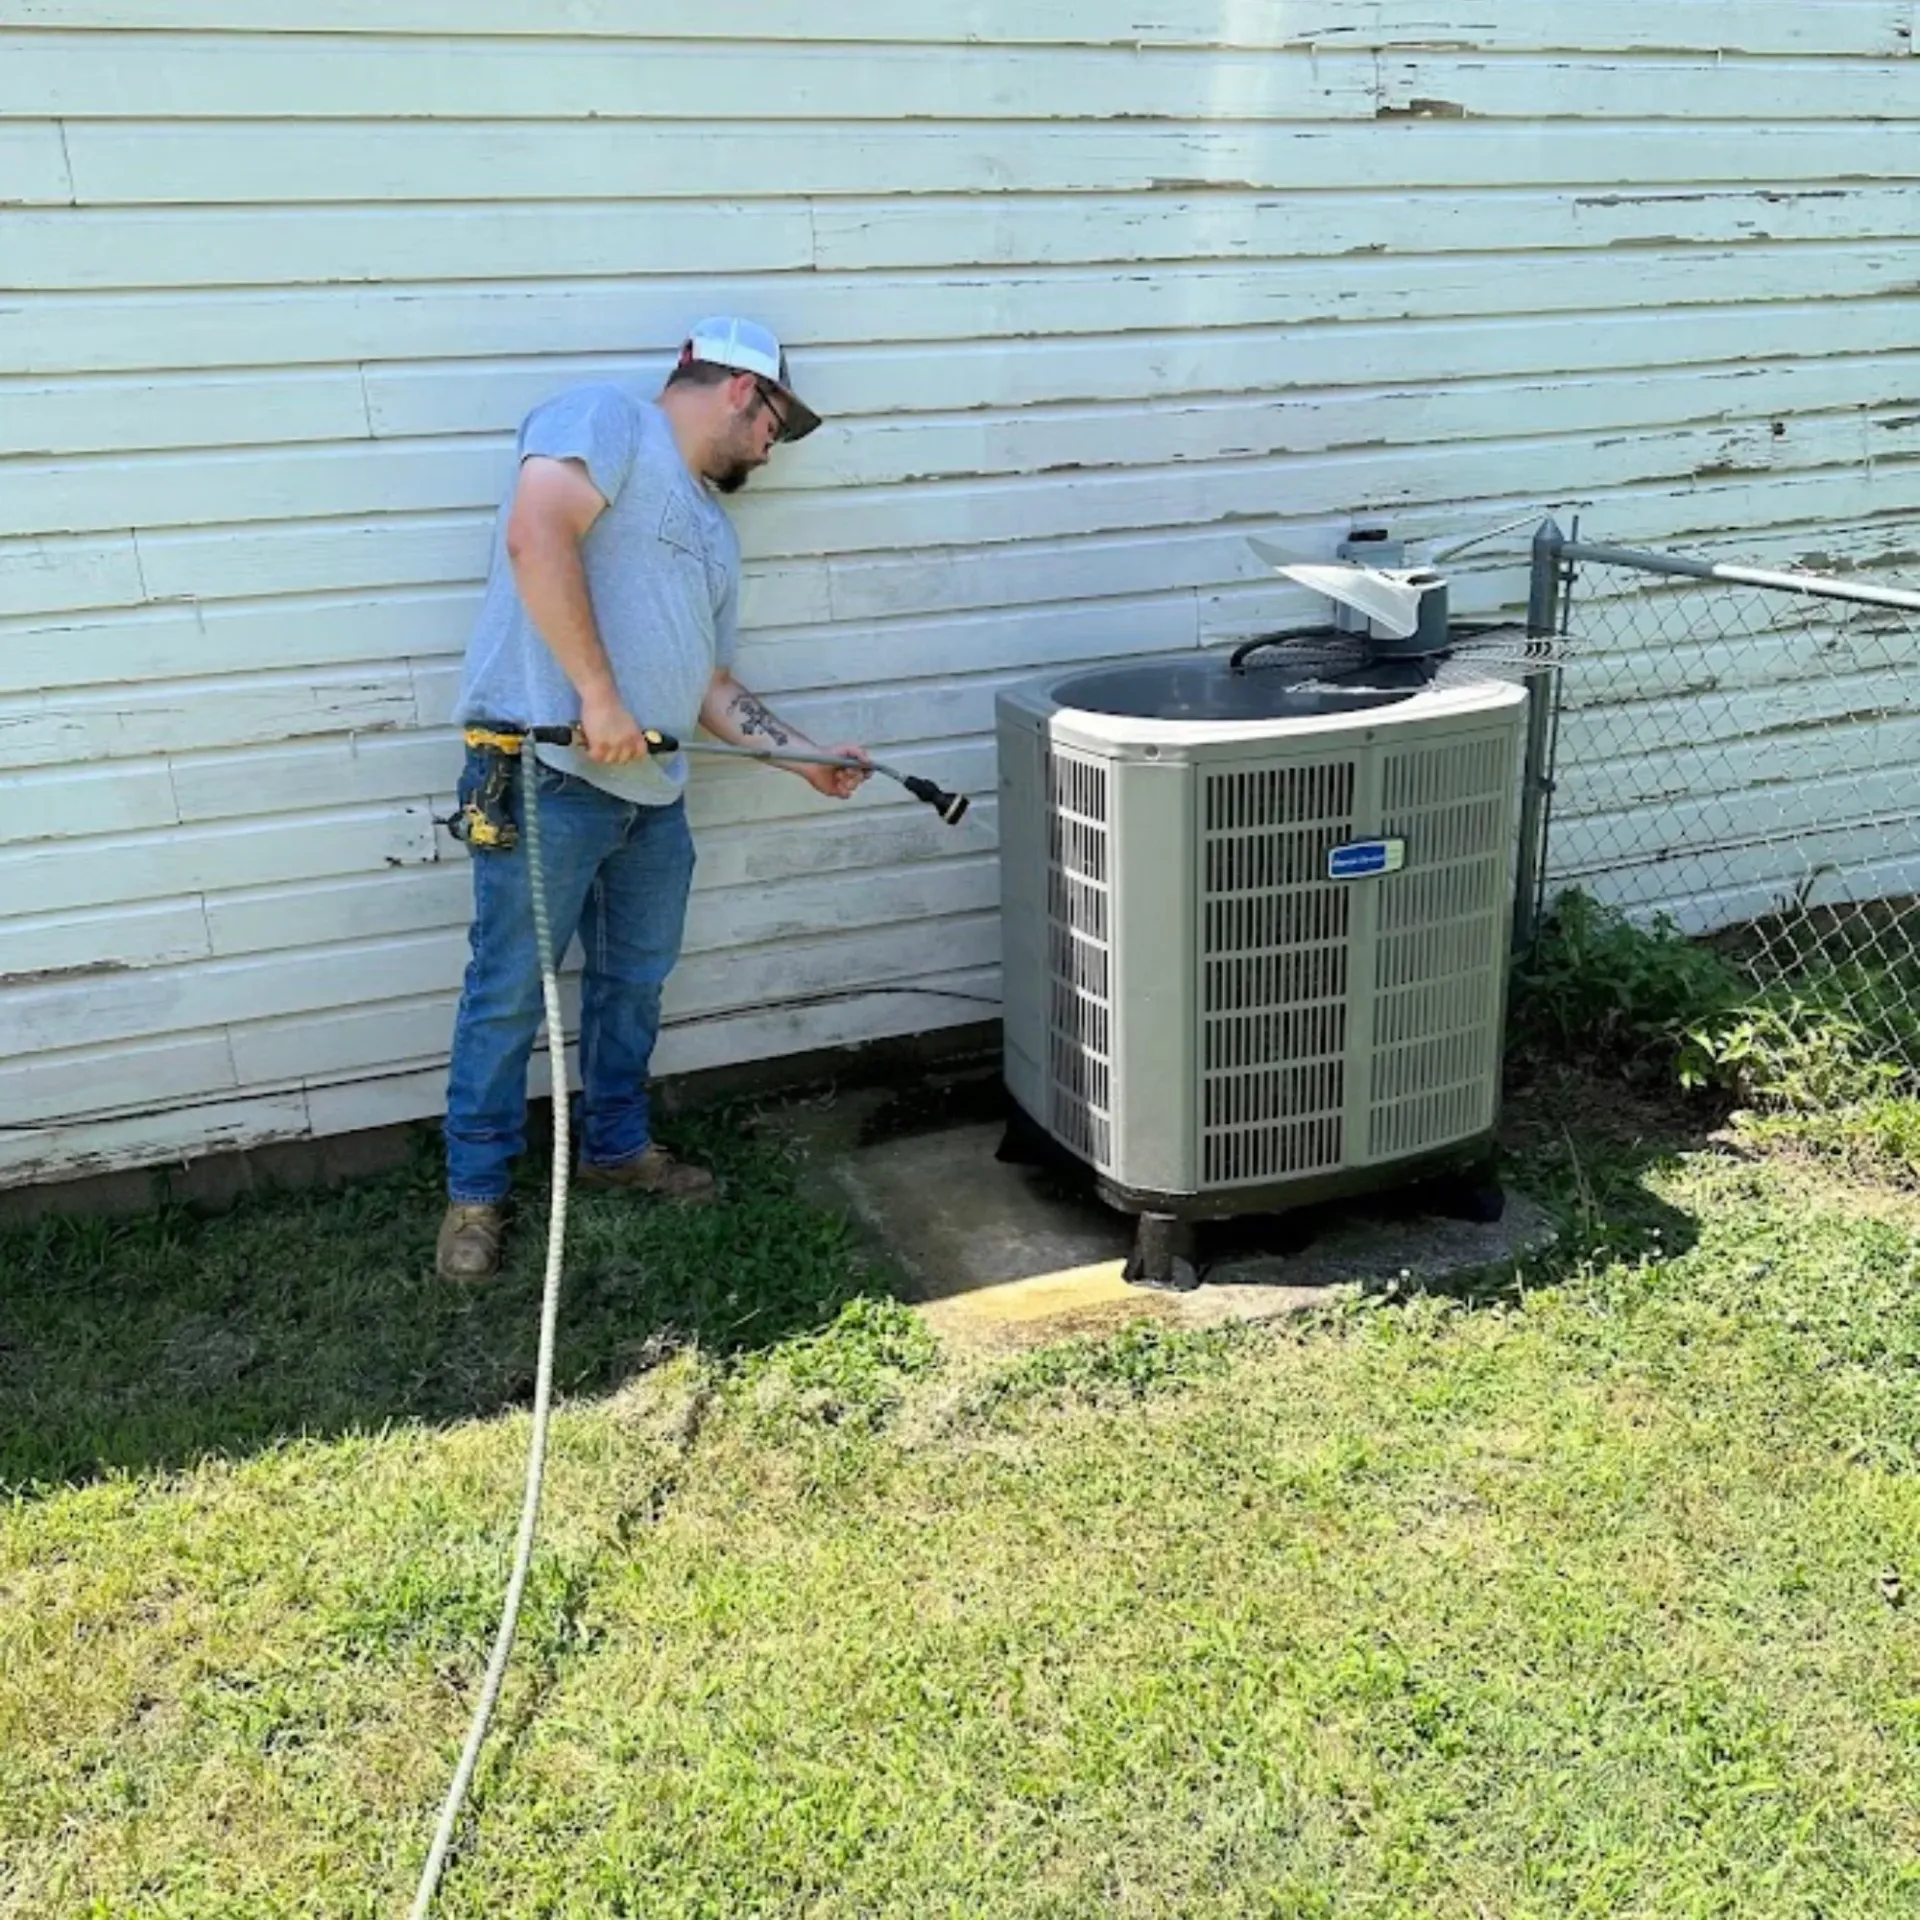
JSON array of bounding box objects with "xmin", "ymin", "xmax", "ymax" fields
[{"xmin": 436, "ymin": 316, "xmax": 869, "ymax": 1281}]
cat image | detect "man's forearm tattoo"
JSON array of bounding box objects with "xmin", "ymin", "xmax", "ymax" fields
[{"xmin": 731, "ymin": 689, "xmax": 792, "ymax": 746}]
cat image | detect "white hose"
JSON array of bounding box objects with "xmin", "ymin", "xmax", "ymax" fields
[{"xmin": 409, "ymin": 741, "xmax": 570, "ymax": 1919}]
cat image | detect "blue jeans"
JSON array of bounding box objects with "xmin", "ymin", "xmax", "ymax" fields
[{"xmin": 443, "ymin": 749, "xmax": 695, "ymax": 1203}]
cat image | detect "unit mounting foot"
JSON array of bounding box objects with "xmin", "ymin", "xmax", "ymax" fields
[
  {"xmin": 1419, "ymin": 1159, "xmax": 1507, "ymax": 1226},
  {"xmin": 1124, "ymin": 1213, "xmax": 1200, "ymax": 1292}
]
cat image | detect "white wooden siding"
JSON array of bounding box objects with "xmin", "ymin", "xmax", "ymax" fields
[
  {"xmin": 4, "ymin": 6, "xmax": 1919, "ymax": 1183},
  {"xmin": 5, "ymin": 4, "xmax": 1910, "ymax": 58}
]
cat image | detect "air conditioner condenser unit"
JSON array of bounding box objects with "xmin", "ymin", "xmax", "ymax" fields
[{"xmin": 995, "ymin": 649, "xmax": 1530, "ymax": 1290}]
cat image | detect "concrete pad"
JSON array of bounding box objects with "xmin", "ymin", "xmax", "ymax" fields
[
  {"xmin": 915, "ymin": 1261, "xmax": 1151, "ymax": 1350},
  {"xmin": 824, "ymin": 1122, "xmax": 1133, "ymax": 1301},
  {"xmin": 791, "ymin": 1094, "xmax": 1557, "ymax": 1353}
]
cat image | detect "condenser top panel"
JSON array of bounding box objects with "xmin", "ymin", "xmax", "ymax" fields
[
  {"xmin": 1000, "ymin": 650, "xmax": 1527, "ymax": 759},
  {"xmin": 1050, "ymin": 658, "xmax": 1425, "ymax": 723}
]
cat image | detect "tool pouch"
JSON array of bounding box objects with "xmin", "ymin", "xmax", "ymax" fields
[{"xmin": 447, "ymin": 724, "xmax": 528, "ymax": 853}]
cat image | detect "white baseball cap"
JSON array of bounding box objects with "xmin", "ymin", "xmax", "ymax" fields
[{"xmin": 679, "ymin": 315, "xmax": 822, "ymax": 442}]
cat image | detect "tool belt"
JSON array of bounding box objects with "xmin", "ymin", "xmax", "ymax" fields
[{"xmin": 447, "ymin": 723, "xmax": 537, "ymax": 853}]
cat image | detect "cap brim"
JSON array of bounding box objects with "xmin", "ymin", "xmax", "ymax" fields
[{"xmin": 776, "ymin": 386, "xmax": 822, "ymax": 442}]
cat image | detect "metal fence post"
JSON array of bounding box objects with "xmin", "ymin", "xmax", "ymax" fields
[
  {"xmin": 1512, "ymin": 519, "xmax": 1567, "ymax": 953},
  {"xmin": 1527, "ymin": 516, "xmax": 1565, "ymax": 639}
]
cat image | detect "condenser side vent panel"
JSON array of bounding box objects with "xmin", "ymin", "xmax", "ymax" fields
[
  {"xmin": 1198, "ymin": 759, "xmax": 1357, "ymax": 1188},
  {"xmin": 1046, "ymin": 747, "xmax": 1113, "ymax": 1171},
  {"xmin": 1366, "ymin": 733, "xmax": 1517, "ymax": 1163}
]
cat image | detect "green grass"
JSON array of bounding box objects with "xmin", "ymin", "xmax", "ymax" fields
[
  {"xmin": 0, "ymin": 1112, "xmax": 867, "ymax": 1493},
  {"xmin": 6, "ymin": 1092, "xmax": 1920, "ymax": 1917}
]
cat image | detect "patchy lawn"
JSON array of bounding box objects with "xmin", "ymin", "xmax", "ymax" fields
[{"xmin": 4, "ymin": 1088, "xmax": 1920, "ymax": 1918}]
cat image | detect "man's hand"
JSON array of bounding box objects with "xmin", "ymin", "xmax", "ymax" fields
[
  {"xmin": 578, "ymin": 685, "xmax": 649, "ymax": 765},
  {"xmin": 800, "ymin": 744, "xmax": 872, "ymax": 800}
]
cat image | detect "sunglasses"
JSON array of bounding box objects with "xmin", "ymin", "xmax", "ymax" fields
[{"xmin": 753, "ymin": 380, "xmax": 793, "ymax": 443}]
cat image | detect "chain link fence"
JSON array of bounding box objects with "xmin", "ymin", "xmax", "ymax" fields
[{"xmin": 1526, "ymin": 526, "xmax": 1920, "ymax": 1095}]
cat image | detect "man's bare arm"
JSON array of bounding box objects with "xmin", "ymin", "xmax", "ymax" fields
[
  {"xmin": 700, "ymin": 671, "xmax": 870, "ymax": 799},
  {"xmin": 506, "ymin": 456, "xmax": 644, "ymax": 763}
]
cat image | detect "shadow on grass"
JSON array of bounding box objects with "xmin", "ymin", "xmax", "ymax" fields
[
  {"xmin": 1481, "ymin": 1052, "xmax": 1725, "ymax": 1279},
  {"xmin": 0, "ymin": 1052, "xmax": 1728, "ymax": 1497},
  {"xmin": 0, "ymin": 1105, "xmax": 875, "ymax": 1498},
  {"xmin": 1206, "ymin": 1056, "xmax": 1717, "ymax": 1314}
]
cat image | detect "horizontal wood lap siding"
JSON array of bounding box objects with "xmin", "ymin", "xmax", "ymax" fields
[{"xmin": 3, "ymin": 5, "xmax": 1918, "ymax": 1181}]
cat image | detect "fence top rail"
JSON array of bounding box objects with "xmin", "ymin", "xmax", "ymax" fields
[{"xmin": 1556, "ymin": 538, "xmax": 1920, "ymax": 617}]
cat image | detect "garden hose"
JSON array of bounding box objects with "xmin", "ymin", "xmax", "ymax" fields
[
  {"xmin": 409, "ymin": 735, "xmax": 569, "ymax": 1920},
  {"xmin": 412, "ymin": 718, "xmax": 971, "ymax": 1913}
]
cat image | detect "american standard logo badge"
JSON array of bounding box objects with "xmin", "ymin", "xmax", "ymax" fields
[{"xmin": 1327, "ymin": 837, "xmax": 1408, "ymax": 880}]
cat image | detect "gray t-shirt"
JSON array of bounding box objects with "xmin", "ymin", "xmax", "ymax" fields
[{"xmin": 453, "ymin": 384, "xmax": 740, "ymax": 806}]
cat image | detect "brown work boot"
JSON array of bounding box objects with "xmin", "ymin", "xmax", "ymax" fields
[
  {"xmin": 436, "ymin": 1202, "xmax": 505, "ymax": 1281},
  {"xmin": 576, "ymin": 1143, "xmax": 718, "ymax": 1203}
]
